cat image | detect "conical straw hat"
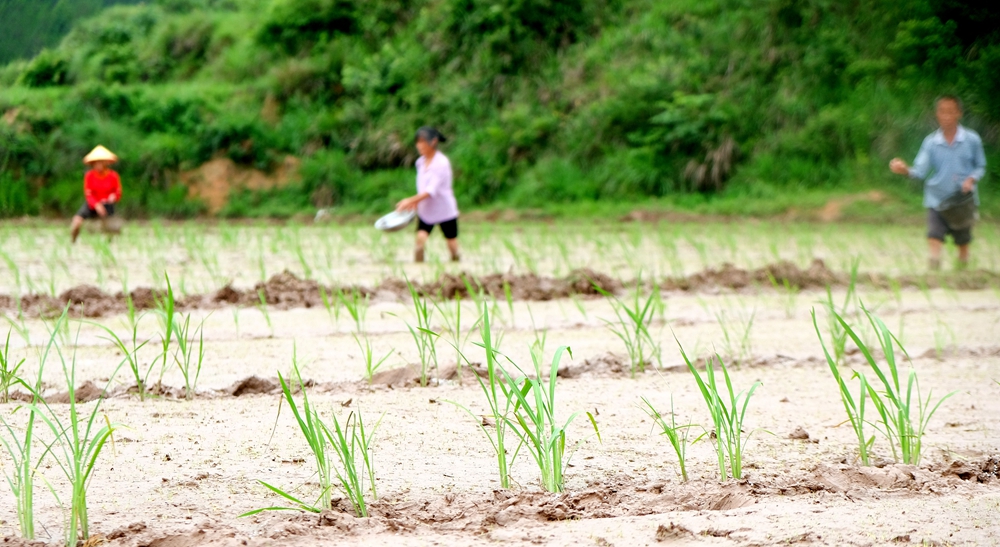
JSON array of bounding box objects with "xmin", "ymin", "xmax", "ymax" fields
[{"xmin": 83, "ymin": 145, "xmax": 118, "ymax": 164}]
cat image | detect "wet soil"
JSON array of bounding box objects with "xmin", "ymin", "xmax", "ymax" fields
[{"xmin": 2, "ymin": 261, "xmax": 997, "ymax": 319}]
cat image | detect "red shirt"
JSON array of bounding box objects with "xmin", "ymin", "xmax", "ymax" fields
[{"xmin": 84, "ymin": 170, "xmax": 122, "ymax": 208}]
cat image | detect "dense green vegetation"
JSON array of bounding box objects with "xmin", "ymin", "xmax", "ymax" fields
[
  {"xmin": 0, "ymin": 0, "xmax": 997, "ymax": 218},
  {"xmin": 0, "ymin": 0, "xmax": 142, "ymax": 65}
]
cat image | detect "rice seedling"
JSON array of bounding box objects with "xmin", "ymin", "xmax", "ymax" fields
[
  {"xmin": 446, "ymin": 303, "xmax": 520, "ymax": 488},
  {"xmin": 503, "ymin": 280, "xmax": 514, "ymax": 325},
  {"xmin": 502, "ymin": 344, "xmax": 600, "ymax": 493},
  {"xmin": 0, "ymin": 321, "xmax": 62, "ymax": 539},
  {"xmin": 678, "ymin": 343, "xmax": 761, "ymax": 481},
  {"xmin": 154, "ymin": 274, "xmax": 177, "ymax": 385},
  {"xmin": 92, "ymin": 319, "xmax": 153, "ymax": 402},
  {"xmin": 244, "ymin": 351, "xmax": 381, "ymax": 517},
  {"xmin": 322, "ymin": 407, "xmax": 382, "ymax": 517},
  {"xmin": 641, "ymin": 396, "xmax": 692, "ymax": 482},
  {"xmin": 812, "ymin": 309, "xmax": 873, "ymax": 465},
  {"xmin": 714, "ymin": 307, "xmax": 756, "ymax": 365},
  {"xmin": 767, "ymin": 272, "xmax": 799, "ymax": 319},
  {"xmin": 404, "ymin": 280, "xmax": 439, "ymax": 386},
  {"xmin": 356, "ymin": 333, "xmax": 393, "ymax": 384},
  {"xmin": 434, "ymin": 292, "xmax": 479, "ymax": 381},
  {"xmin": 26, "ymin": 315, "xmax": 120, "ymax": 546},
  {"xmin": 822, "ymin": 258, "xmax": 860, "ymax": 365},
  {"xmin": 256, "ymin": 289, "xmax": 273, "ymax": 335},
  {"xmin": 173, "ymin": 313, "xmax": 207, "ymax": 400},
  {"xmin": 0, "ymin": 330, "xmax": 25, "ymax": 404},
  {"xmin": 595, "ymin": 283, "xmax": 660, "ymax": 377},
  {"xmin": 340, "ymin": 288, "xmax": 368, "ymax": 334},
  {"xmin": 829, "ymin": 306, "xmax": 955, "ymax": 466},
  {"xmin": 246, "ymin": 351, "xmax": 333, "ymax": 514},
  {"xmin": 527, "ymin": 305, "xmax": 548, "ymax": 356},
  {"xmin": 319, "ymin": 285, "xmax": 341, "ymax": 325}
]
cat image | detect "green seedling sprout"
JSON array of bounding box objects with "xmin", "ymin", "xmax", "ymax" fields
[
  {"xmin": 641, "ymin": 396, "xmax": 692, "ymax": 482},
  {"xmin": 595, "ymin": 281, "xmax": 660, "ymax": 377},
  {"xmin": 501, "ymin": 345, "xmax": 600, "ymax": 493},
  {"xmin": 356, "ymin": 333, "xmax": 393, "ymax": 384},
  {"xmin": 244, "ymin": 348, "xmax": 381, "ymax": 517},
  {"xmin": 173, "ymin": 313, "xmax": 207, "ymax": 400},
  {"xmin": 154, "ymin": 273, "xmax": 177, "ymax": 387},
  {"xmin": 831, "ymin": 305, "xmax": 955, "ymax": 466},
  {"xmin": 91, "ymin": 318, "xmax": 152, "ymax": 402},
  {"xmin": 247, "ymin": 348, "xmax": 333, "ymax": 514},
  {"xmin": 714, "ymin": 307, "xmax": 756, "ymax": 365},
  {"xmin": 26, "ymin": 313, "xmax": 121, "ymax": 546},
  {"xmin": 0, "ymin": 320, "xmax": 63, "ymax": 539},
  {"xmin": 1, "ymin": 330, "xmax": 25, "ymax": 403},
  {"xmin": 322, "ymin": 407, "xmax": 382, "ymax": 517},
  {"xmin": 812, "ymin": 309, "xmax": 873, "ymax": 465},
  {"xmin": 445, "ymin": 303, "xmax": 519, "ymax": 488},
  {"xmin": 404, "ymin": 279, "xmax": 439, "ymax": 387},
  {"xmin": 256, "ymin": 289, "xmax": 273, "ymax": 336},
  {"xmin": 679, "ymin": 342, "xmax": 761, "ymax": 481}
]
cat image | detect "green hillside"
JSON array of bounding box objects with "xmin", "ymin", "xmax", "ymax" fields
[
  {"xmin": 0, "ymin": 0, "xmax": 143, "ymax": 64},
  {"xmin": 0, "ymin": 0, "xmax": 997, "ymax": 218}
]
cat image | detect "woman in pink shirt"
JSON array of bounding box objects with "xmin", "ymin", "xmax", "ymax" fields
[{"xmin": 396, "ymin": 127, "xmax": 460, "ymax": 263}]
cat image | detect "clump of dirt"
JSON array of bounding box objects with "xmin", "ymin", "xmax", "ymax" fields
[
  {"xmin": 226, "ymin": 376, "xmax": 279, "ymax": 397},
  {"xmin": 412, "ymin": 268, "xmax": 621, "ymax": 301},
  {"xmin": 0, "ymin": 261, "xmax": 994, "ymax": 318},
  {"xmin": 254, "ymin": 270, "xmax": 324, "ymax": 309},
  {"xmin": 655, "ymin": 522, "xmax": 695, "ymax": 541},
  {"xmin": 663, "ymin": 259, "xmax": 843, "ymax": 291},
  {"xmin": 47, "ymin": 380, "xmax": 107, "ymax": 404},
  {"xmin": 60, "ymin": 285, "xmax": 121, "ymax": 317},
  {"xmin": 369, "ymin": 363, "xmax": 489, "ymax": 388},
  {"xmin": 557, "ymin": 353, "xmax": 630, "ymax": 378},
  {"xmin": 935, "ymin": 456, "xmax": 1000, "ymax": 483}
]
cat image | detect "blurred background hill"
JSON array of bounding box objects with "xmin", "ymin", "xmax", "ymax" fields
[{"xmin": 0, "ymin": 0, "xmax": 997, "ymax": 219}]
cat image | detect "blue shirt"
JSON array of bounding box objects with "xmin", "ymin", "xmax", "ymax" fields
[{"xmin": 909, "ymin": 125, "xmax": 986, "ymax": 209}]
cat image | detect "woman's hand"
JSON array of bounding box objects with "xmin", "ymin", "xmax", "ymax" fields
[
  {"xmin": 962, "ymin": 177, "xmax": 976, "ymax": 193},
  {"xmin": 396, "ymin": 197, "xmax": 418, "ymax": 211},
  {"xmin": 95, "ymin": 202, "xmax": 108, "ymax": 217}
]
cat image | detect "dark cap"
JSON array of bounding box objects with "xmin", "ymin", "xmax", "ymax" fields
[{"xmin": 415, "ymin": 126, "xmax": 447, "ymax": 143}]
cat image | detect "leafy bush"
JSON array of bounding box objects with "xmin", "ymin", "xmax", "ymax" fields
[
  {"xmin": 259, "ymin": 0, "xmax": 358, "ymax": 54},
  {"xmin": 18, "ymin": 49, "xmax": 71, "ymax": 87}
]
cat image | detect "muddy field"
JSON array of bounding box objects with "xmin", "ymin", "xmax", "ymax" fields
[{"xmin": 1, "ymin": 219, "xmax": 999, "ymax": 547}]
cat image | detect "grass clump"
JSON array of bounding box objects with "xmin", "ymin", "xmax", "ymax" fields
[
  {"xmin": 447, "ymin": 302, "xmax": 519, "ymax": 488},
  {"xmin": 93, "ymin": 319, "xmax": 152, "ymax": 402},
  {"xmin": 0, "ymin": 329, "xmax": 25, "ymax": 403},
  {"xmin": 595, "ymin": 282, "xmax": 660, "ymax": 377},
  {"xmin": 245, "ymin": 348, "xmax": 380, "ymax": 517},
  {"xmin": 503, "ymin": 343, "xmax": 600, "ymax": 493},
  {"xmin": 404, "ymin": 280, "xmax": 439, "ymax": 387},
  {"xmin": 679, "ymin": 343, "xmax": 761, "ymax": 481},
  {"xmin": 24, "ymin": 312, "xmax": 120, "ymax": 546},
  {"xmin": 818, "ymin": 306, "xmax": 955, "ymax": 466},
  {"xmin": 641, "ymin": 396, "xmax": 692, "ymax": 482}
]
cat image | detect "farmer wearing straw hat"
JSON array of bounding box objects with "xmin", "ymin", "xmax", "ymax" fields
[
  {"xmin": 396, "ymin": 127, "xmax": 460, "ymax": 263},
  {"xmin": 70, "ymin": 145, "xmax": 122, "ymax": 244}
]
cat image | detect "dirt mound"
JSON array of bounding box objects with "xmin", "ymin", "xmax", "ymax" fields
[
  {"xmin": 664, "ymin": 259, "xmax": 843, "ymax": 291},
  {"xmin": 557, "ymin": 353, "xmax": 630, "ymax": 378},
  {"xmin": 413, "ymin": 268, "xmax": 621, "ymax": 301},
  {"xmin": 0, "ymin": 262, "xmax": 995, "ymax": 318},
  {"xmin": 47, "ymin": 380, "xmax": 107, "ymax": 404},
  {"xmin": 254, "ymin": 270, "xmax": 323, "ymax": 309},
  {"xmin": 935, "ymin": 455, "xmax": 1000, "ymax": 483},
  {"xmin": 226, "ymin": 376, "xmax": 280, "ymax": 397},
  {"xmin": 60, "ymin": 285, "xmax": 121, "ymax": 317}
]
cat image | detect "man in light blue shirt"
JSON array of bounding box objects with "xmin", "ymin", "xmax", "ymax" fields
[{"xmin": 890, "ymin": 96, "xmax": 986, "ymax": 270}]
